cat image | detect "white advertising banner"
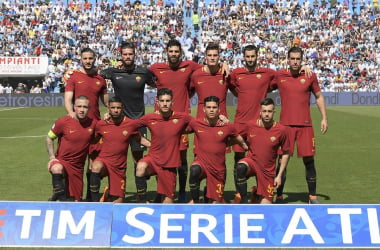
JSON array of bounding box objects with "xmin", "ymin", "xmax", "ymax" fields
[{"xmin": 0, "ymin": 57, "xmax": 49, "ymax": 76}]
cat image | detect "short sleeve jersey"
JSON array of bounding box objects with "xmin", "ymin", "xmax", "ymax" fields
[
  {"xmin": 50, "ymin": 116, "xmax": 96, "ymax": 166},
  {"xmin": 188, "ymin": 119, "xmax": 238, "ymax": 171},
  {"xmin": 149, "ymin": 61, "xmax": 201, "ymax": 113},
  {"xmin": 229, "ymin": 67, "xmax": 275, "ymax": 123},
  {"xmin": 95, "ymin": 117, "xmax": 139, "ymax": 167},
  {"xmin": 138, "ymin": 112, "xmax": 192, "ymax": 168},
  {"xmin": 190, "ymin": 67, "xmax": 229, "ymax": 118},
  {"xmin": 100, "ymin": 66, "xmax": 153, "ymax": 119},
  {"xmin": 271, "ymin": 70, "xmax": 321, "ymax": 126},
  {"xmin": 242, "ymin": 120, "xmax": 290, "ymax": 174},
  {"xmin": 65, "ymin": 71, "xmax": 107, "ymax": 120}
]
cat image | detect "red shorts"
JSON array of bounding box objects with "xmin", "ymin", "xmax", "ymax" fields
[
  {"xmin": 96, "ymin": 157, "xmax": 126, "ymax": 198},
  {"xmin": 140, "ymin": 155, "xmax": 177, "ymax": 199},
  {"xmin": 48, "ymin": 159, "xmax": 84, "ymax": 201},
  {"xmin": 180, "ymin": 134, "xmax": 189, "ymax": 151},
  {"xmin": 192, "ymin": 160, "xmax": 225, "ymax": 202},
  {"xmin": 239, "ymin": 157, "xmax": 275, "ymax": 202},
  {"xmin": 283, "ymin": 126, "xmax": 315, "ymax": 157},
  {"xmin": 232, "ymin": 122, "xmax": 246, "ymax": 153}
]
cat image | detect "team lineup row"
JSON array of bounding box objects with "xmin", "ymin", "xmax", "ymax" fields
[{"xmin": 46, "ymin": 39, "xmax": 328, "ymax": 204}]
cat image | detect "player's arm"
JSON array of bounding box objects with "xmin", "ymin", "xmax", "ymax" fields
[
  {"xmin": 220, "ymin": 61, "xmax": 230, "ymax": 77},
  {"xmin": 133, "ymin": 134, "xmax": 151, "ymax": 147},
  {"xmin": 64, "ymin": 91, "xmax": 75, "ymax": 118},
  {"xmin": 314, "ymin": 91, "xmax": 328, "ymax": 134},
  {"xmin": 227, "ymin": 135, "xmax": 248, "ymax": 150},
  {"xmin": 300, "ymin": 65, "xmax": 312, "ymax": 78},
  {"xmin": 46, "ymin": 131, "xmax": 57, "ymax": 160},
  {"xmin": 274, "ymin": 152, "xmax": 290, "ymax": 188},
  {"xmin": 100, "ymin": 93, "xmax": 109, "ymax": 109}
]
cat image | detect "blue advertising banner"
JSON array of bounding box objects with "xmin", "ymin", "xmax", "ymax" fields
[
  {"xmin": 0, "ymin": 201, "xmax": 112, "ymax": 247},
  {"xmin": 111, "ymin": 204, "xmax": 380, "ymax": 248}
]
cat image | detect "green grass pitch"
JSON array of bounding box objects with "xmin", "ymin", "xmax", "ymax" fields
[{"xmin": 0, "ymin": 105, "xmax": 379, "ymax": 204}]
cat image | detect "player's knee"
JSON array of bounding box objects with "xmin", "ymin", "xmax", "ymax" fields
[
  {"xmin": 189, "ymin": 164, "xmax": 201, "ymax": 179},
  {"xmin": 50, "ymin": 164, "xmax": 63, "ymax": 174},
  {"xmin": 136, "ymin": 162, "xmax": 148, "ymax": 177},
  {"xmin": 91, "ymin": 160, "xmax": 103, "ymax": 173},
  {"xmin": 236, "ymin": 163, "xmax": 247, "ymax": 178}
]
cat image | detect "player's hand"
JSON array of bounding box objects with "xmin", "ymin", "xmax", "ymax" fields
[
  {"xmin": 47, "ymin": 158, "xmax": 57, "ymax": 170},
  {"xmin": 300, "ymin": 65, "xmax": 312, "ymax": 78},
  {"xmin": 321, "ymin": 118, "xmax": 328, "ymax": 134},
  {"xmin": 218, "ymin": 114, "xmax": 230, "ymax": 124},
  {"xmin": 274, "ymin": 176, "xmax": 282, "ymax": 189},
  {"xmin": 62, "ymin": 69, "xmax": 76, "ymax": 83},
  {"xmin": 103, "ymin": 112, "xmax": 111, "ymax": 121},
  {"xmin": 220, "ymin": 61, "xmax": 230, "ymax": 77},
  {"xmin": 67, "ymin": 111, "xmax": 76, "ymax": 118}
]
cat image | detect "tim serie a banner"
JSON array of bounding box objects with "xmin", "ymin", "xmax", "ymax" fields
[{"xmin": 0, "ymin": 202, "xmax": 380, "ymax": 248}]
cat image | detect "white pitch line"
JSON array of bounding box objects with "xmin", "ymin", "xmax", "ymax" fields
[
  {"xmin": 0, "ymin": 135, "xmax": 45, "ymax": 139},
  {"xmin": 0, "ymin": 107, "xmax": 26, "ymax": 112}
]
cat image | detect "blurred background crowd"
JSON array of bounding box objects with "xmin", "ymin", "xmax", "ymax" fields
[{"xmin": 0, "ymin": 0, "xmax": 379, "ymax": 93}]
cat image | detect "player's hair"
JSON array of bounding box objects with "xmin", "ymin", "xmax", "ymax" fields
[
  {"xmin": 119, "ymin": 42, "xmax": 135, "ymax": 54},
  {"xmin": 204, "ymin": 96, "xmax": 220, "ymax": 105},
  {"xmin": 157, "ymin": 88, "xmax": 173, "ymax": 98},
  {"xmin": 166, "ymin": 39, "xmax": 182, "ymax": 51},
  {"xmin": 80, "ymin": 47, "xmax": 96, "ymax": 57},
  {"xmin": 109, "ymin": 96, "xmax": 123, "ymax": 104},
  {"xmin": 260, "ymin": 97, "xmax": 275, "ymax": 106},
  {"xmin": 75, "ymin": 95, "xmax": 89, "ymax": 101},
  {"xmin": 287, "ymin": 46, "xmax": 304, "ymax": 58},
  {"xmin": 205, "ymin": 43, "xmax": 220, "ymax": 53},
  {"xmin": 243, "ymin": 45, "xmax": 259, "ymax": 55}
]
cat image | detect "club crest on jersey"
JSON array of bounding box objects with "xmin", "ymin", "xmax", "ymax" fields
[
  {"xmin": 122, "ymin": 130, "xmax": 128, "ymax": 136},
  {"xmin": 173, "ymin": 119, "xmax": 178, "ymax": 124},
  {"xmin": 96, "ymin": 81, "xmax": 101, "ymax": 85},
  {"xmin": 256, "ymin": 74, "xmax": 262, "ymax": 79},
  {"xmin": 270, "ymin": 136, "xmax": 276, "ymax": 142},
  {"xmin": 219, "ymin": 79, "xmax": 224, "ymax": 85},
  {"xmin": 300, "ymin": 79, "xmax": 306, "ymax": 84},
  {"xmin": 136, "ymin": 76, "xmax": 142, "ymax": 82},
  {"xmin": 217, "ymin": 130, "xmax": 224, "ymax": 136},
  {"xmin": 88, "ymin": 128, "xmax": 93, "ymax": 133}
]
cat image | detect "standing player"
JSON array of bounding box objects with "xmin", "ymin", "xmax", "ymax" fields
[
  {"xmin": 89, "ymin": 97, "xmax": 150, "ymax": 203},
  {"xmin": 234, "ymin": 98, "xmax": 290, "ymax": 204},
  {"xmin": 46, "ymin": 96, "xmax": 96, "ymax": 201},
  {"xmin": 135, "ymin": 88, "xmax": 193, "ymax": 203},
  {"xmin": 64, "ymin": 48, "xmax": 109, "ymax": 121},
  {"xmin": 64, "ymin": 47, "xmax": 109, "ymax": 200},
  {"xmin": 189, "ymin": 43, "xmax": 229, "ymax": 119},
  {"xmin": 100, "ymin": 42, "xmax": 154, "ymax": 197},
  {"xmin": 187, "ymin": 96, "xmax": 247, "ymax": 203},
  {"xmin": 271, "ymin": 46, "xmax": 328, "ymax": 204}
]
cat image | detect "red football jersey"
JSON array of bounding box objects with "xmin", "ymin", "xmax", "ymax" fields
[
  {"xmin": 149, "ymin": 61, "xmax": 201, "ymax": 113},
  {"xmin": 190, "ymin": 67, "xmax": 229, "ymax": 118},
  {"xmin": 271, "ymin": 70, "xmax": 321, "ymax": 126},
  {"xmin": 242, "ymin": 120, "xmax": 290, "ymax": 175},
  {"xmin": 65, "ymin": 71, "xmax": 107, "ymax": 120},
  {"xmin": 51, "ymin": 116, "xmax": 96, "ymax": 166},
  {"xmin": 188, "ymin": 119, "xmax": 238, "ymax": 172},
  {"xmin": 95, "ymin": 117, "xmax": 139, "ymax": 167},
  {"xmin": 138, "ymin": 112, "xmax": 192, "ymax": 168},
  {"xmin": 229, "ymin": 67, "xmax": 275, "ymax": 123}
]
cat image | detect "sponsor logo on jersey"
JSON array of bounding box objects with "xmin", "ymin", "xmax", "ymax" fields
[
  {"xmin": 122, "ymin": 130, "xmax": 128, "ymax": 136},
  {"xmin": 270, "ymin": 136, "xmax": 276, "ymax": 142},
  {"xmin": 77, "ymin": 81, "xmax": 84, "ymax": 84},
  {"xmin": 116, "ymin": 76, "xmax": 123, "ymax": 80},
  {"xmin": 103, "ymin": 131, "xmax": 110, "ymax": 134},
  {"xmin": 197, "ymin": 130, "xmax": 204, "ymax": 133},
  {"xmin": 180, "ymin": 68, "xmax": 186, "ymax": 72},
  {"xmin": 197, "ymin": 81, "xmax": 204, "ymax": 85},
  {"xmin": 249, "ymin": 133, "xmax": 256, "ymax": 137},
  {"xmin": 159, "ymin": 71, "xmax": 166, "ymax": 74},
  {"xmin": 150, "ymin": 121, "xmax": 157, "ymax": 125},
  {"xmin": 136, "ymin": 76, "xmax": 142, "ymax": 82},
  {"xmin": 69, "ymin": 130, "xmax": 76, "ymax": 134},
  {"xmin": 280, "ymin": 79, "xmax": 286, "ymax": 83}
]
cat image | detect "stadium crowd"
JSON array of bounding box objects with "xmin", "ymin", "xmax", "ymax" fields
[{"xmin": 1, "ymin": 0, "xmax": 379, "ymax": 92}]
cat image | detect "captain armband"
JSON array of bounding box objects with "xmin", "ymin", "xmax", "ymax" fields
[{"xmin": 48, "ymin": 130, "xmax": 58, "ymax": 139}]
